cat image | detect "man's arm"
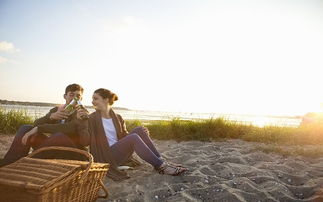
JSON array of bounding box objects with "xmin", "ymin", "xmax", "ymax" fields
[
  {"xmin": 37, "ymin": 119, "xmax": 77, "ymax": 135},
  {"xmin": 33, "ymin": 107, "xmax": 58, "ymax": 126},
  {"xmin": 37, "ymin": 109, "xmax": 91, "ymax": 146},
  {"xmin": 22, "ymin": 119, "xmax": 77, "ymax": 145},
  {"xmin": 34, "ymin": 106, "xmax": 70, "ymax": 126}
]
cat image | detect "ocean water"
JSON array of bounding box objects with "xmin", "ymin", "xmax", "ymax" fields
[{"xmin": 0, "ymin": 104, "xmax": 302, "ymax": 127}]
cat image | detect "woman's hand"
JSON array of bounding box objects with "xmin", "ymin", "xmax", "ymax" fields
[
  {"xmin": 22, "ymin": 127, "xmax": 38, "ymax": 145},
  {"xmin": 76, "ymin": 106, "xmax": 89, "ymax": 120}
]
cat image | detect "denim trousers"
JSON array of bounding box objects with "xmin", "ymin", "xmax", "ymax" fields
[
  {"xmin": 1, "ymin": 125, "xmax": 79, "ymax": 166},
  {"xmin": 109, "ymin": 126, "xmax": 163, "ymax": 168}
]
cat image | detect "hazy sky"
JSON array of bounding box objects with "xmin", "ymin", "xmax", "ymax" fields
[{"xmin": 1, "ymin": 0, "xmax": 323, "ymax": 116}]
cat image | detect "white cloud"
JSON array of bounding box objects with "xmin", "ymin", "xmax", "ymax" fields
[
  {"xmin": 0, "ymin": 41, "xmax": 20, "ymax": 53},
  {"xmin": 100, "ymin": 16, "xmax": 144, "ymax": 33},
  {"xmin": 0, "ymin": 56, "xmax": 8, "ymax": 64},
  {"xmin": 0, "ymin": 56, "xmax": 18, "ymax": 65}
]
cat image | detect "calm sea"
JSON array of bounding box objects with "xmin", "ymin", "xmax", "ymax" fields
[{"xmin": 0, "ymin": 104, "xmax": 302, "ymax": 127}]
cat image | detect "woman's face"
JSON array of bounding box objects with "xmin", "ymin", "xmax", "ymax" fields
[{"xmin": 92, "ymin": 93, "xmax": 109, "ymax": 110}]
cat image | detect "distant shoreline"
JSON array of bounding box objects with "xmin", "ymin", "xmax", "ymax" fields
[{"xmin": 0, "ymin": 99, "xmax": 129, "ymax": 111}]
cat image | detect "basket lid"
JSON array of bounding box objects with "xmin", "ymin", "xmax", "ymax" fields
[{"xmin": 0, "ymin": 157, "xmax": 83, "ymax": 192}]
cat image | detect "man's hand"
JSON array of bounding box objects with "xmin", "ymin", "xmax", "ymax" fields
[
  {"xmin": 49, "ymin": 107, "xmax": 69, "ymax": 120},
  {"xmin": 22, "ymin": 127, "xmax": 38, "ymax": 145},
  {"xmin": 76, "ymin": 106, "xmax": 89, "ymax": 120}
]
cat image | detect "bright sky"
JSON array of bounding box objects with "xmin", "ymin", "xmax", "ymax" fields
[{"xmin": 1, "ymin": 0, "xmax": 323, "ymax": 116}]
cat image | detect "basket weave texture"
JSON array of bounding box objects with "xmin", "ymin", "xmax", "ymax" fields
[{"xmin": 0, "ymin": 146, "xmax": 109, "ymax": 202}]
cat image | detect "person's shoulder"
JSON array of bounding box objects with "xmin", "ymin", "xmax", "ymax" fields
[
  {"xmin": 89, "ymin": 111, "xmax": 99, "ymax": 120},
  {"xmin": 116, "ymin": 113, "xmax": 124, "ymax": 121}
]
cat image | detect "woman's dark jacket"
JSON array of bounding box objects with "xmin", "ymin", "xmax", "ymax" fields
[{"xmin": 86, "ymin": 109, "xmax": 134, "ymax": 181}]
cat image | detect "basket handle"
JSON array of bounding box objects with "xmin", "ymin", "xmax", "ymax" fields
[
  {"xmin": 27, "ymin": 146, "xmax": 93, "ymax": 182},
  {"xmin": 97, "ymin": 180, "xmax": 109, "ymax": 198}
]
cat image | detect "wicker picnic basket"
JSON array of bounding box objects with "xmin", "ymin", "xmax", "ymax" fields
[{"xmin": 0, "ymin": 146, "xmax": 109, "ymax": 202}]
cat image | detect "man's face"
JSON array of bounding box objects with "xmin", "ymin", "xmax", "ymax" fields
[{"xmin": 64, "ymin": 90, "xmax": 83, "ymax": 104}]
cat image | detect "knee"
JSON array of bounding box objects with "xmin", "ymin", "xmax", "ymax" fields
[
  {"xmin": 44, "ymin": 133, "xmax": 74, "ymax": 146},
  {"xmin": 127, "ymin": 133, "xmax": 144, "ymax": 145},
  {"xmin": 50, "ymin": 133, "xmax": 65, "ymax": 138},
  {"xmin": 131, "ymin": 126, "xmax": 149, "ymax": 137},
  {"xmin": 16, "ymin": 125, "xmax": 34, "ymax": 137},
  {"xmin": 50, "ymin": 133, "xmax": 73, "ymax": 143},
  {"xmin": 128, "ymin": 133, "xmax": 140, "ymax": 140},
  {"xmin": 48, "ymin": 133, "xmax": 71, "ymax": 143}
]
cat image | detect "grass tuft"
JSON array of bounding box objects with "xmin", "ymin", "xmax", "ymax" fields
[{"xmin": 0, "ymin": 108, "xmax": 33, "ymax": 134}]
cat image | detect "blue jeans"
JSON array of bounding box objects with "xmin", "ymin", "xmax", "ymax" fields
[
  {"xmin": 1, "ymin": 125, "xmax": 79, "ymax": 166},
  {"xmin": 110, "ymin": 126, "xmax": 163, "ymax": 168}
]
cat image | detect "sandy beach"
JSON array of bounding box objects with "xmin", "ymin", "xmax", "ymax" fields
[
  {"xmin": 99, "ymin": 140, "xmax": 323, "ymax": 202},
  {"xmin": 1, "ymin": 135, "xmax": 323, "ymax": 201}
]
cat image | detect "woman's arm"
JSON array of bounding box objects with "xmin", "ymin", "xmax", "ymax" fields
[
  {"xmin": 118, "ymin": 114, "xmax": 129, "ymax": 136},
  {"xmin": 75, "ymin": 108, "xmax": 91, "ymax": 146},
  {"xmin": 75, "ymin": 119, "xmax": 91, "ymax": 147}
]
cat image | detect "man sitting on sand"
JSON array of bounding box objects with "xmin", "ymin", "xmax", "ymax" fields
[{"xmin": 0, "ymin": 83, "xmax": 90, "ymax": 167}]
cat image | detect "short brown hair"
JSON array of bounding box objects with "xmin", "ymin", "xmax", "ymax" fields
[
  {"xmin": 94, "ymin": 88, "xmax": 118, "ymax": 105},
  {"xmin": 65, "ymin": 83, "xmax": 84, "ymax": 94}
]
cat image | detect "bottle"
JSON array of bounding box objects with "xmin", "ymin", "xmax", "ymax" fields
[
  {"xmin": 64, "ymin": 97, "xmax": 78, "ymax": 115},
  {"xmin": 61, "ymin": 98, "xmax": 78, "ymax": 123},
  {"xmin": 76, "ymin": 99, "xmax": 89, "ymax": 120}
]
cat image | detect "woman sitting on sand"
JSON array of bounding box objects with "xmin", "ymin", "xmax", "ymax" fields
[{"xmin": 77, "ymin": 88, "xmax": 188, "ymax": 180}]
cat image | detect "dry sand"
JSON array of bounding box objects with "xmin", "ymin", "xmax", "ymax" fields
[
  {"xmin": 1, "ymin": 135, "xmax": 322, "ymax": 201},
  {"xmin": 0, "ymin": 135, "xmax": 13, "ymax": 158},
  {"xmin": 98, "ymin": 140, "xmax": 323, "ymax": 202}
]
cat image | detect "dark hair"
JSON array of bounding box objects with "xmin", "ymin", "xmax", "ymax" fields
[
  {"xmin": 65, "ymin": 83, "xmax": 84, "ymax": 94},
  {"xmin": 94, "ymin": 88, "xmax": 118, "ymax": 105}
]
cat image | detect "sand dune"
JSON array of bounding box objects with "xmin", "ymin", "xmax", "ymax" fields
[{"xmin": 98, "ymin": 140, "xmax": 323, "ymax": 202}]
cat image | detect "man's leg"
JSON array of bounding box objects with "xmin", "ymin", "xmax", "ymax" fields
[
  {"xmin": 110, "ymin": 133, "xmax": 163, "ymax": 168},
  {"xmin": 1, "ymin": 125, "xmax": 34, "ymax": 166},
  {"xmin": 33, "ymin": 133, "xmax": 85, "ymax": 160}
]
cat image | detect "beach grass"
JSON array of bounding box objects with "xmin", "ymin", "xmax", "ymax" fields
[
  {"xmin": 0, "ymin": 108, "xmax": 33, "ymax": 134},
  {"xmin": 126, "ymin": 118, "xmax": 323, "ymax": 146},
  {"xmin": 126, "ymin": 119, "xmax": 323, "ymax": 157},
  {"xmin": 1, "ymin": 106, "xmax": 322, "ymax": 153}
]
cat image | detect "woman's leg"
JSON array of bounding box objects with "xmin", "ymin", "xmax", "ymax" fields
[
  {"xmin": 129, "ymin": 126, "xmax": 161, "ymax": 158},
  {"xmin": 110, "ymin": 133, "xmax": 163, "ymax": 168},
  {"xmin": 131, "ymin": 127, "xmax": 183, "ymax": 167}
]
